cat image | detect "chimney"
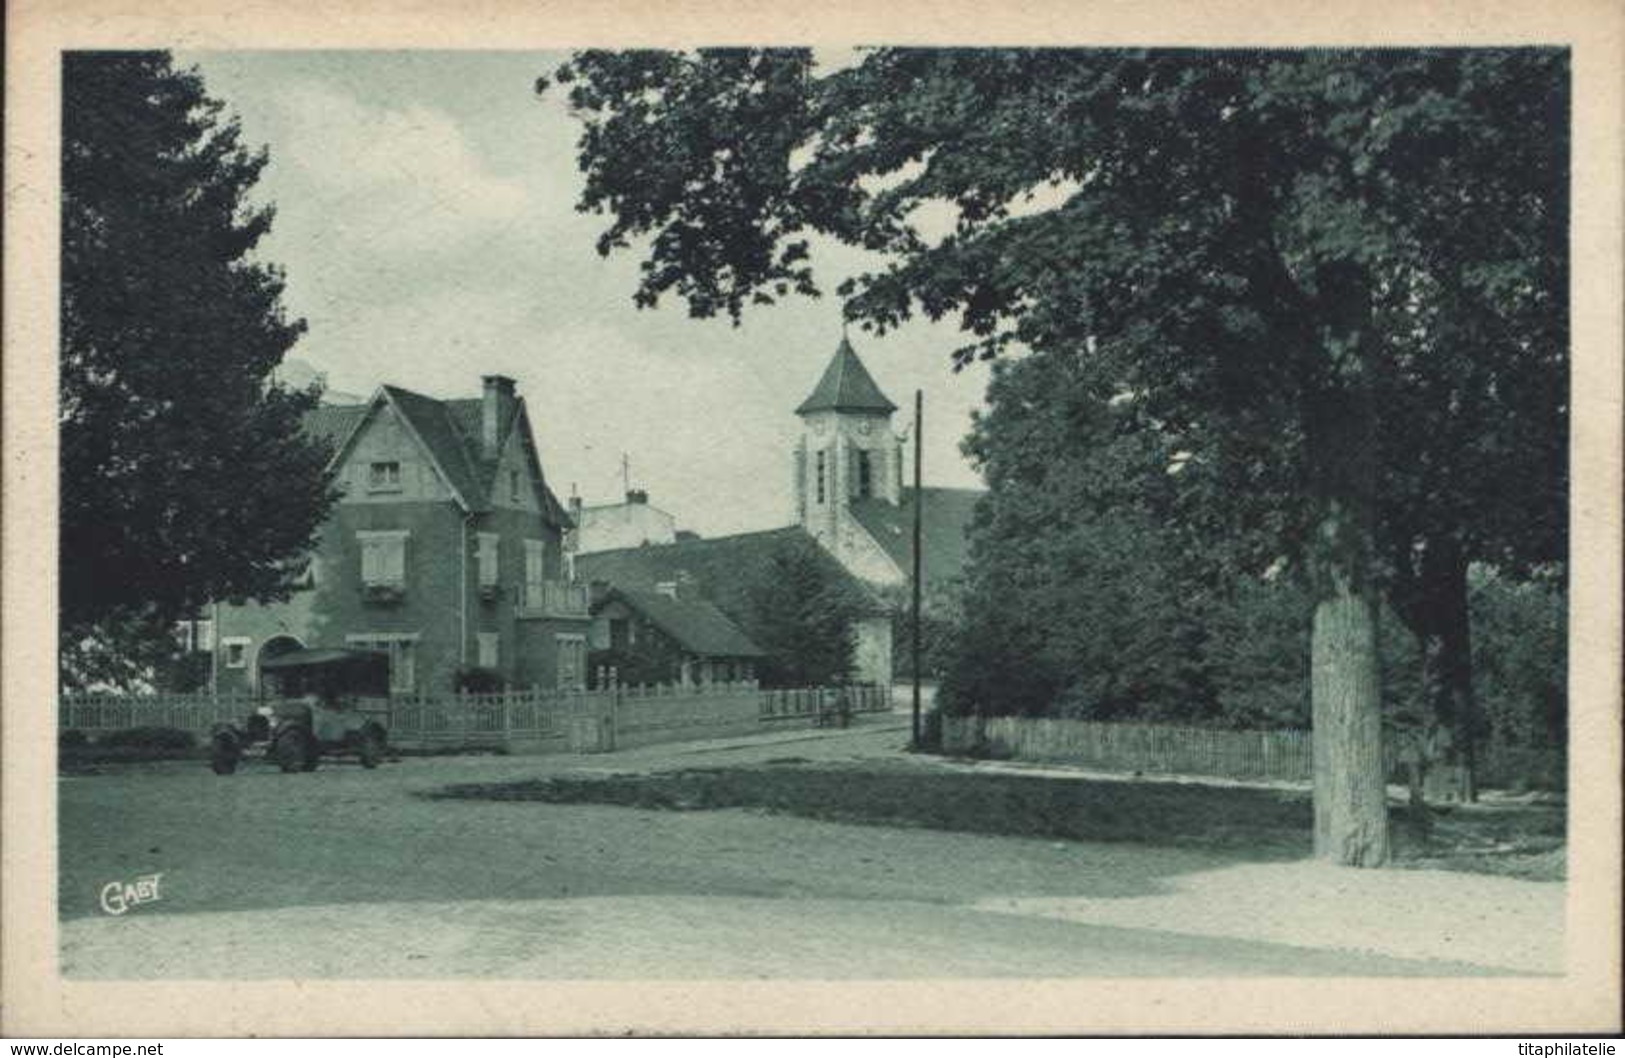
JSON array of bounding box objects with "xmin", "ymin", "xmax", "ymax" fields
[{"xmin": 481, "ymin": 375, "xmax": 516, "ymax": 461}]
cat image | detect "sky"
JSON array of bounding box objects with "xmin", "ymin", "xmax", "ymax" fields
[{"xmin": 179, "ymin": 50, "xmax": 994, "ymax": 538}]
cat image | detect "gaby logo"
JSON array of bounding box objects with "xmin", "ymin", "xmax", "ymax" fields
[{"xmin": 99, "ymin": 872, "xmax": 163, "ymax": 916}]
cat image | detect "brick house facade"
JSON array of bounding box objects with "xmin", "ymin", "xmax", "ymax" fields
[{"xmin": 214, "ymin": 376, "xmax": 590, "ymax": 695}]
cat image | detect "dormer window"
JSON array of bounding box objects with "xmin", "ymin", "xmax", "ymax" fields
[{"xmin": 368, "ymin": 461, "xmax": 402, "ymax": 492}]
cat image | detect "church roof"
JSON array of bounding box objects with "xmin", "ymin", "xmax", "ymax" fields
[
  {"xmin": 795, "ymin": 337, "xmax": 898, "ymax": 416},
  {"xmin": 849, "ymin": 487, "xmax": 984, "ymax": 595}
]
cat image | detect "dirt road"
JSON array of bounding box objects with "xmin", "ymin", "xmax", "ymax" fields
[{"xmin": 58, "ymin": 722, "xmax": 1562, "ymax": 979}]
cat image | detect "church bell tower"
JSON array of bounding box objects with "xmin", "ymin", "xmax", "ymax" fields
[{"xmin": 792, "ymin": 336, "xmax": 904, "ymax": 557}]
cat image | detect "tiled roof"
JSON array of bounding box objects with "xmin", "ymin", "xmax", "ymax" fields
[
  {"xmin": 442, "ymin": 397, "xmax": 572, "ymax": 525},
  {"xmin": 303, "ymin": 404, "xmax": 367, "ymax": 454},
  {"xmin": 848, "ymin": 487, "xmax": 984, "ymax": 593},
  {"xmin": 304, "ymin": 386, "xmax": 570, "ymax": 523},
  {"xmin": 599, "ymin": 589, "xmax": 766, "ymax": 658},
  {"xmin": 794, "ymin": 337, "xmax": 898, "ymax": 415},
  {"xmin": 576, "ymin": 526, "xmax": 888, "ymax": 632},
  {"xmin": 382, "ymin": 385, "xmax": 489, "ymax": 508}
]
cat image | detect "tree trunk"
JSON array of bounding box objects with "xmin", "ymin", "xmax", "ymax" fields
[
  {"xmin": 1305, "ymin": 263, "xmax": 1391, "ymax": 868},
  {"xmin": 1310, "ymin": 577, "xmax": 1390, "ymax": 865}
]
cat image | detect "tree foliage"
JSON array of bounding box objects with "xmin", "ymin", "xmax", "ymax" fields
[
  {"xmin": 546, "ymin": 48, "xmax": 1568, "ymax": 865},
  {"xmin": 61, "ymin": 52, "xmax": 336, "ymax": 687},
  {"xmin": 745, "ymin": 536, "xmax": 865, "ymax": 687},
  {"xmin": 1470, "ymin": 567, "xmax": 1567, "ymax": 751}
]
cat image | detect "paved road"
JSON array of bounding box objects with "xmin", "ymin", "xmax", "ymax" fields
[{"xmin": 58, "ymin": 721, "xmax": 1561, "ymax": 979}]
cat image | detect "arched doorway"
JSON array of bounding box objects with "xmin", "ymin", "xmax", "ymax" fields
[{"xmin": 253, "ymin": 634, "xmax": 306, "ymax": 693}]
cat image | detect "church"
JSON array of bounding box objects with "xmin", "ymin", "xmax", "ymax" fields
[
  {"xmin": 790, "ymin": 336, "xmax": 982, "ymax": 597},
  {"xmin": 576, "ymin": 336, "xmax": 983, "ymax": 688}
]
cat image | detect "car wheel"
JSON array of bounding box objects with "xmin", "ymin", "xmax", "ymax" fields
[
  {"xmin": 358, "ymin": 727, "xmax": 385, "ymax": 770},
  {"xmin": 274, "ymin": 727, "xmax": 311, "ymax": 773},
  {"xmin": 209, "ymin": 732, "xmax": 239, "ymax": 775}
]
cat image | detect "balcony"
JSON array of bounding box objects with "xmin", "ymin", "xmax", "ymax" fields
[
  {"xmin": 518, "ymin": 579, "xmax": 590, "ymax": 619},
  {"xmin": 362, "ymin": 582, "xmax": 405, "ymax": 606}
]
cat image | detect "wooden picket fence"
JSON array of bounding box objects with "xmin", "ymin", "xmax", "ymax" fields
[
  {"xmin": 942, "ymin": 715, "xmax": 1566, "ymax": 791},
  {"xmin": 943, "ymin": 715, "xmax": 1315, "ymax": 782},
  {"xmin": 58, "ymin": 680, "xmax": 893, "ymax": 755},
  {"xmin": 58, "ymin": 693, "xmax": 259, "ymax": 737}
]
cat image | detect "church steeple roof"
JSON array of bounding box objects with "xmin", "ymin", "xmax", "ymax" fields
[{"xmin": 795, "ymin": 337, "xmax": 897, "ymax": 416}]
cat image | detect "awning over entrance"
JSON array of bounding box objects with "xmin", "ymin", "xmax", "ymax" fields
[{"xmin": 259, "ymin": 647, "xmax": 387, "ymax": 671}]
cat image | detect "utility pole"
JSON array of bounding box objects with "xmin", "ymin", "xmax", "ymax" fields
[{"xmin": 911, "ymin": 389, "xmax": 924, "ymax": 749}]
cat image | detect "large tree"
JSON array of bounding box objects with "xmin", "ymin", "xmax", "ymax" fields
[
  {"xmin": 61, "ymin": 52, "xmax": 336, "ymax": 688},
  {"xmin": 544, "ymin": 48, "xmax": 1567, "ymax": 865},
  {"xmin": 745, "ymin": 537, "xmax": 865, "ymax": 687},
  {"xmin": 942, "ymin": 348, "xmax": 1227, "ymax": 722}
]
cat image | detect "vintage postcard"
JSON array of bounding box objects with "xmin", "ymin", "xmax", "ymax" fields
[{"xmin": 4, "ymin": 0, "xmax": 1620, "ymax": 1038}]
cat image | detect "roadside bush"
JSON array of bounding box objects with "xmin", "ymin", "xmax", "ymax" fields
[
  {"xmin": 58, "ymin": 728, "xmax": 89, "ymax": 749},
  {"xmin": 97, "ymin": 725, "xmax": 195, "ymax": 751}
]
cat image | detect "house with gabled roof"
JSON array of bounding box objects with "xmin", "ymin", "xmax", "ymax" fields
[
  {"xmin": 576, "ymin": 526, "xmax": 894, "ymax": 689},
  {"xmin": 588, "ymin": 586, "xmax": 765, "ymax": 686},
  {"xmin": 213, "ymin": 375, "xmax": 591, "ymax": 695},
  {"xmin": 575, "ymin": 336, "xmax": 981, "ymax": 690}
]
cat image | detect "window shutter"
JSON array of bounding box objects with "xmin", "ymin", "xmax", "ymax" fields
[{"xmin": 478, "ymin": 533, "xmax": 499, "ymax": 586}]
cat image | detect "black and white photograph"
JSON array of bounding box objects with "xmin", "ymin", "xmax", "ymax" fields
[{"xmin": 5, "ymin": 0, "xmax": 1621, "ymax": 1039}]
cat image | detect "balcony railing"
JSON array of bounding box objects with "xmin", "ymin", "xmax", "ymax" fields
[{"xmin": 518, "ymin": 579, "xmax": 590, "ymax": 618}]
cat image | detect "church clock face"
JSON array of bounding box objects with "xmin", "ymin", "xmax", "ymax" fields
[
  {"xmin": 857, "ymin": 419, "xmax": 873, "ymax": 435},
  {"xmin": 811, "ymin": 418, "xmax": 828, "ymax": 436}
]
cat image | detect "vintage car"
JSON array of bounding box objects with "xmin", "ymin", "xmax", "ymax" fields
[{"xmin": 210, "ymin": 647, "xmax": 391, "ymax": 775}]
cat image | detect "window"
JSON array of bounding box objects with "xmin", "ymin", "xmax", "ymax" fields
[
  {"xmin": 346, "ymin": 633, "xmax": 418, "ymax": 692},
  {"xmin": 222, "ymin": 637, "xmax": 250, "ymax": 669},
  {"xmin": 357, "ymin": 530, "xmax": 409, "ymax": 587},
  {"xmin": 556, "ymin": 634, "xmax": 587, "ymax": 690},
  {"xmin": 509, "ymin": 469, "xmax": 520, "ymax": 504},
  {"xmin": 477, "ymin": 632, "xmax": 499, "ymax": 669},
  {"xmin": 477, "ymin": 533, "xmax": 500, "ymax": 589},
  {"xmin": 368, "ymin": 461, "xmax": 402, "ymax": 492},
  {"xmin": 174, "ymin": 619, "xmax": 214, "ymax": 652},
  {"xmin": 856, "ymin": 450, "xmax": 873, "ymax": 499},
  {"xmin": 815, "ymin": 450, "xmax": 827, "ymax": 504},
  {"xmin": 524, "ymin": 539, "xmax": 547, "ymax": 586}
]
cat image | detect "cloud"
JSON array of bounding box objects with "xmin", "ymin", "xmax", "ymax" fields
[
  {"xmin": 272, "ymin": 80, "xmax": 530, "ymax": 263},
  {"xmin": 290, "ymin": 284, "xmax": 538, "ymax": 398}
]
